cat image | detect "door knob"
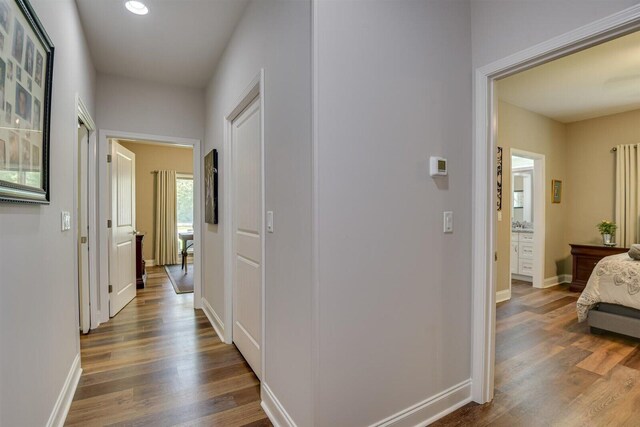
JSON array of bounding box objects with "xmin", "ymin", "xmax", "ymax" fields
[{"xmin": 132, "ymin": 230, "xmax": 138, "ymax": 235}]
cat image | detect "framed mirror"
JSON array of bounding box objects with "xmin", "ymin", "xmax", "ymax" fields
[{"xmin": 0, "ymin": 0, "xmax": 54, "ymax": 203}]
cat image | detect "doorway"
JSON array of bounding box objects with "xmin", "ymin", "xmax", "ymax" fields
[
  {"xmin": 472, "ymin": 10, "xmax": 640, "ymax": 404},
  {"xmin": 75, "ymin": 95, "xmax": 97, "ymax": 332},
  {"xmin": 506, "ymin": 150, "xmax": 545, "ymax": 294},
  {"xmin": 77, "ymin": 121, "xmax": 90, "ymax": 334},
  {"xmin": 98, "ymin": 131, "xmax": 203, "ymax": 324}
]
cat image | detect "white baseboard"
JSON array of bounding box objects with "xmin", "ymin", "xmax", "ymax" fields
[
  {"xmin": 372, "ymin": 379, "xmax": 471, "ymax": 427},
  {"xmin": 145, "ymin": 259, "xmax": 156, "ymax": 267},
  {"xmin": 201, "ymin": 297, "xmax": 225, "ymax": 342},
  {"xmin": 46, "ymin": 353, "xmax": 82, "ymax": 427},
  {"xmin": 261, "ymin": 382, "xmax": 297, "ymax": 427},
  {"xmin": 542, "ymin": 274, "xmax": 572, "ymax": 288},
  {"xmin": 496, "ymin": 289, "xmax": 511, "ymax": 303}
]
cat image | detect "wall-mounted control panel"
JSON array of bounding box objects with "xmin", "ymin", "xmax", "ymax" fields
[{"xmin": 429, "ymin": 156, "xmax": 448, "ymax": 177}]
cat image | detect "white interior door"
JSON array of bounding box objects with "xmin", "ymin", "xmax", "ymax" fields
[
  {"xmin": 109, "ymin": 141, "xmax": 137, "ymax": 317},
  {"xmin": 232, "ymin": 96, "xmax": 263, "ymax": 379},
  {"xmin": 78, "ymin": 123, "xmax": 90, "ymax": 334}
]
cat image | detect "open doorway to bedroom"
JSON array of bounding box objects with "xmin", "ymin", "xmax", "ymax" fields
[
  {"xmin": 443, "ymin": 28, "xmax": 640, "ymax": 426},
  {"xmin": 491, "ymin": 28, "xmax": 640, "ymax": 423}
]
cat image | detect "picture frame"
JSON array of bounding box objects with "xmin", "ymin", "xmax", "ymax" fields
[
  {"xmin": 551, "ymin": 179, "xmax": 562, "ymax": 203},
  {"xmin": 0, "ymin": 0, "xmax": 54, "ymax": 204},
  {"xmin": 204, "ymin": 148, "xmax": 218, "ymax": 224},
  {"xmin": 496, "ymin": 146, "xmax": 503, "ymax": 211}
]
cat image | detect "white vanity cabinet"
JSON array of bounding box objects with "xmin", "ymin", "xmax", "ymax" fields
[{"xmin": 511, "ymin": 231, "xmax": 534, "ymax": 280}]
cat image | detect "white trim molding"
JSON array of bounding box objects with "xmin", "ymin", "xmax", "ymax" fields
[
  {"xmin": 144, "ymin": 259, "xmax": 156, "ymax": 267},
  {"xmin": 496, "ymin": 289, "xmax": 511, "ymax": 303},
  {"xmin": 46, "ymin": 354, "xmax": 82, "ymax": 427},
  {"xmin": 201, "ymin": 297, "xmax": 226, "ymax": 342},
  {"xmin": 261, "ymin": 383, "xmax": 297, "ymax": 427},
  {"xmin": 543, "ymin": 274, "xmax": 572, "ymax": 288},
  {"xmin": 371, "ymin": 380, "xmax": 471, "ymax": 427},
  {"xmin": 472, "ymin": 3, "xmax": 640, "ymax": 404}
]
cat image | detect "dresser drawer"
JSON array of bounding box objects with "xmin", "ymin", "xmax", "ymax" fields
[{"xmin": 575, "ymin": 256, "xmax": 600, "ymax": 282}]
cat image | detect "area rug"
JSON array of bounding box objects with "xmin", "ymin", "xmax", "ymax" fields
[{"xmin": 164, "ymin": 264, "xmax": 194, "ymax": 294}]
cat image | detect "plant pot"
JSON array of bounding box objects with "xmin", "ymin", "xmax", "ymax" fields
[{"xmin": 602, "ymin": 233, "xmax": 614, "ymax": 246}]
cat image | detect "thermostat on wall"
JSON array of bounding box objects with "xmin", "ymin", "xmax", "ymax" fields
[{"xmin": 429, "ymin": 156, "xmax": 448, "ymax": 177}]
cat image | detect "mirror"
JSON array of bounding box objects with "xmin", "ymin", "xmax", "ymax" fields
[{"xmin": 512, "ymin": 156, "xmax": 534, "ymax": 224}]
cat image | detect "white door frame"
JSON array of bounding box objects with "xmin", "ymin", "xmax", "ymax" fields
[
  {"xmin": 98, "ymin": 129, "xmax": 203, "ymax": 324},
  {"xmin": 74, "ymin": 95, "xmax": 98, "ymax": 330},
  {"xmin": 222, "ymin": 70, "xmax": 265, "ymax": 375},
  {"xmin": 509, "ymin": 149, "xmax": 545, "ymax": 290},
  {"xmin": 471, "ymin": 4, "xmax": 640, "ymax": 403}
]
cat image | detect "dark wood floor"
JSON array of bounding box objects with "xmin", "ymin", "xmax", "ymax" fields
[
  {"xmin": 434, "ymin": 280, "xmax": 640, "ymax": 426},
  {"xmin": 65, "ymin": 266, "xmax": 271, "ymax": 427}
]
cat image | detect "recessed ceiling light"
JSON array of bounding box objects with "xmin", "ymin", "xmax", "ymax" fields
[{"xmin": 125, "ymin": 0, "xmax": 149, "ymax": 16}]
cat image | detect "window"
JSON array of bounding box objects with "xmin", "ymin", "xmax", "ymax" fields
[{"xmin": 176, "ymin": 174, "xmax": 193, "ymax": 238}]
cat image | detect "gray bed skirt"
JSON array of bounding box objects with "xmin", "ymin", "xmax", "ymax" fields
[{"xmin": 588, "ymin": 303, "xmax": 640, "ymax": 339}]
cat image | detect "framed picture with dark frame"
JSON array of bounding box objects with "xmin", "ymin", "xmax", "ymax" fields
[
  {"xmin": 0, "ymin": 0, "xmax": 54, "ymax": 204},
  {"xmin": 204, "ymin": 148, "xmax": 218, "ymax": 224}
]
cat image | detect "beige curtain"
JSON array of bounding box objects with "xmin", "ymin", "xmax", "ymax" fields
[
  {"xmin": 615, "ymin": 144, "xmax": 640, "ymax": 247},
  {"xmin": 155, "ymin": 170, "xmax": 179, "ymax": 265}
]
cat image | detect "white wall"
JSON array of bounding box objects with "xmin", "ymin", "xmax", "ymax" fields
[
  {"xmin": 315, "ymin": 1, "xmax": 472, "ymax": 425},
  {"xmin": 203, "ymin": 0, "xmax": 312, "ymax": 425},
  {"xmin": 96, "ymin": 73, "xmax": 205, "ymax": 140},
  {"xmin": 471, "ymin": 0, "xmax": 640, "ymax": 68},
  {"xmin": 0, "ymin": 0, "xmax": 96, "ymax": 425}
]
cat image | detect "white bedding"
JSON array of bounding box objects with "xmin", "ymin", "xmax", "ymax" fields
[{"xmin": 576, "ymin": 252, "xmax": 640, "ymax": 322}]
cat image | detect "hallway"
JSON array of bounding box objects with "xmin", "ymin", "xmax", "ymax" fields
[{"xmin": 65, "ymin": 266, "xmax": 271, "ymax": 426}]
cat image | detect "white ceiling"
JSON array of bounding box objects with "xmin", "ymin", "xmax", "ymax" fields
[
  {"xmin": 497, "ymin": 31, "xmax": 640, "ymax": 123},
  {"xmin": 76, "ymin": 0, "xmax": 249, "ymax": 89}
]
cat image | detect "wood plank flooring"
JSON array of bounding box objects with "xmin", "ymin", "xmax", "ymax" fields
[
  {"xmin": 65, "ymin": 266, "xmax": 271, "ymax": 427},
  {"xmin": 433, "ymin": 280, "xmax": 640, "ymax": 426}
]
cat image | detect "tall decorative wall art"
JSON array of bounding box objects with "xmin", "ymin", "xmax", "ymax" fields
[{"xmin": 0, "ymin": 0, "xmax": 54, "ymax": 203}]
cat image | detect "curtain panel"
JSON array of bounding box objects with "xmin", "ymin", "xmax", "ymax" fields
[
  {"xmin": 615, "ymin": 144, "xmax": 640, "ymax": 247},
  {"xmin": 155, "ymin": 170, "xmax": 179, "ymax": 265}
]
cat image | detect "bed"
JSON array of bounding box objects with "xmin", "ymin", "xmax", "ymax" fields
[{"xmin": 577, "ymin": 252, "xmax": 640, "ymax": 339}]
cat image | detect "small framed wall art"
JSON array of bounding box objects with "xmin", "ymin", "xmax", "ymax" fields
[
  {"xmin": 204, "ymin": 148, "xmax": 218, "ymax": 224},
  {"xmin": 0, "ymin": 0, "xmax": 54, "ymax": 203},
  {"xmin": 551, "ymin": 179, "xmax": 562, "ymax": 204}
]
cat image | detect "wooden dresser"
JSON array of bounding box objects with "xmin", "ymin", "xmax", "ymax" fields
[
  {"xmin": 136, "ymin": 234, "xmax": 147, "ymax": 289},
  {"xmin": 569, "ymin": 244, "xmax": 629, "ymax": 292}
]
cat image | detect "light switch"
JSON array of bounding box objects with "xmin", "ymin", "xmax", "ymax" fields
[
  {"xmin": 266, "ymin": 211, "xmax": 274, "ymax": 233},
  {"xmin": 443, "ymin": 211, "xmax": 453, "ymax": 233},
  {"xmin": 61, "ymin": 211, "xmax": 71, "ymax": 231}
]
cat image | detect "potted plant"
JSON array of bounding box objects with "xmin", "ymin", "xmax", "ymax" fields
[{"xmin": 596, "ymin": 220, "xmax": 617, "ymax": 246}]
